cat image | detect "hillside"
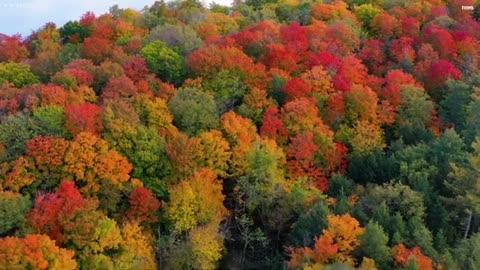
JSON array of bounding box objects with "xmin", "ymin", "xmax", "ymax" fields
[{"xmin": 0, "ymin": 0, "xmax": 480, "ymax": 269}]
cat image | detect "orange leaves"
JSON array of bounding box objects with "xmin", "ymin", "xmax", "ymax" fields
[
  {"xmin": 392, "ymin": 244, "xmax": 433, "ymax": 270},
  {"xmin": 325, "ymin": 214, "xmax": 364, "ymax": 264},
  {"xmin": 287, "ymin": 233, "xmax": 338, "ymax": 269},
  {"xmin": 188, "ymin": 45, "xmax": 266, "ymax": 88},
  {"xmin": 63, "ymin": 132, "xmax": 133, "ymax": 194},
  {"xmin": 0, "ymin": 234, "xmax": 76, "ymax": 270},
  {"xmin": 94, "ymin": 149, "xmax": 132, "ymax": 185},
  {"xmin": 0, "ymin": 156, "xmax": 36, "ymax": 192},
  {"xmin": 26, "ymin": 135, "xmax": 68, "ymax": 173},
  {"xmin": 287, "ymin": 213, "xmax": 363, "ymax": 268}
]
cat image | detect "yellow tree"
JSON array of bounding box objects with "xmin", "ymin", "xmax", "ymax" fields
[
  {"xmin": 115, "ymin": 222, "xmax": 157, "ymax": 270},
  {"xmin": 164, "ymin": 168, "xmax": 228, "ymax": 232}
]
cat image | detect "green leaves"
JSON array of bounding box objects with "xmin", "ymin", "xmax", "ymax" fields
[
  {"xmin": 140, "ymin": 40, "xmax": 185, "ymax": 84},
  {"xmin": 0, "ymin": 62, "xmax": 39, "ymax": 88}
]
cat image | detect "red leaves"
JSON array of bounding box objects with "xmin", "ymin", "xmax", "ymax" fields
[
  {"xmin": 27, "ymin": 181, "xmax": 87, "ymax": 243},
  {"xmin": 382, "ymin": 69, "xmax": 419, "ymax": 108},
  {"xmin": 0, "ymin": 34, "xmax": 28, "ymax": 62},
  {"xmin": 280, "ymin": 22, "xmax": 308, "ymax": 56},
  {"xmin": 422, "ymin": 24, "xmax": 457, "ymax": 60},
  {"xmin": 260, "ymin": 106, "xmax": 288, "ymax": 143},
  {"xmin": 82, "ymin": 37, "xmax": 114, "ymax": 64},
  {"xmin": 126, "ymin": 187, "xmax": 161, "ymax": 224},
  {"xmin": 101, "ymin": 75, "xmax": 138, "ymax": 101},
  {"xmin": 123, "ymin": 55, "xmax": 150, "ymax": 83},
  {"xmin": 262, "ymin": 43, "xmax": 299, "ymax": 74},
  {"xmin": 424, "ymin": 59, "xmax": 461, "ymax": 90},
  {"xmin": 64, "ymin": 103, "xmax": 103, "ymax": 136},
  {"xmin": 283, "ymin": 78, "xmax": 312, "ymax": 100}
]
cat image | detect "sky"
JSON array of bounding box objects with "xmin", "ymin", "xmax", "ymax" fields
[{"xmin": 0, "ymin": 0, "xmax": 232, "ymax": 37}]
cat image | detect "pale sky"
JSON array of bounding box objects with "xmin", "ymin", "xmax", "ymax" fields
[{"xmin": 0, "ymin": 0, "xmax": 232, "ymax": 37}]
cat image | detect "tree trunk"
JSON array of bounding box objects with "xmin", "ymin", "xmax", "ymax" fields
[{"xmin": 464, "ymin": 211, "xmax": 473, "ymax": 239}]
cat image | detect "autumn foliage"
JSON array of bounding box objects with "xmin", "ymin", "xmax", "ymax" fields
[{"xmin": 1, "ymin": 1, "xmax": 479, "ymax": 269}]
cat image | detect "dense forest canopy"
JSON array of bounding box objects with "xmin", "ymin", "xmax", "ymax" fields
[{"xmin": 0, "ymin": 0, "xmax": 480, "ymax": 269}]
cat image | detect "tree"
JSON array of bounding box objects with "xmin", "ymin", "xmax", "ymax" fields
[
  {"xmin": 0, "ymin": 34, "xmax": 28, "ymax": 62},
  {"xmin": 125, "ymin": 187, "xmax": 161, "ymax": 224},
  {"xmin": 101, "ymin": 75, "xmax": 138, "ymax": 101},
  {"xmin": 424, "ymin": 59, "xmax": 461, "ymax": 97},
  {"xmin": 114, "ymin": 222, "xmax": 157, "ymax": 269},
  {"xmin": 0, "ymin": 191, "xmax": 31, "ymax": 235},
  {"xmin": 81, "ymin": 37, "xmax": 114, "ymax": 64},
  {"xmin": 454, "ymin": 232, "xmax": 480, "ymax": 270},
  {"xmin": 197, "ymin": 130, "xmax": 231, "ymax": 177},
  {"xmin": 149, "ymin": 24, "xmax": 203, "ymax": 55},
  {"xmin": 288, "ymin": 201, "xmax": 329, "ymax": 247},
  {"xmin": 140, "ymin": 40, "xmax": 185, "ymax": 84},
  {"xmin": 168, "ymin": 87, "xmax": 218, "ymax": 136},
  {"xmin": 357, "ymin": 221, "xmax": 392, "ymax": 269},
  {"xmin": 0, "ymin": 62, "xmax": 39, "ymax": 88},
  {"xmin": 392, "ymin": 243, "xmax": 433, "ymax": 270},
  {"xmin": 64, "ymin": 103, "xmax": 103, "ymax": 136},
  {"xmin": 446, "ymin": 137, "xmax": 480, "ymax": 238},
  {"xmin": 287, "ymin": 213, "xmax": 364, "ymax": 267},
  {"xmin": 63, "ymin": 132, "xmax": 133, "ymax": 194},
  {"xmin": 164, "ymin": 168, "xmax": 227, "ymax": 232},
  {"xmin": 25, "ymin": 135, "xmax": 68, "ymax": 181},
  {"xmin": 0, "ymin": 112, "xmax": 41, "ymax": 161},
  {"xmin": 0, "ymin": 234, "xmax": 77, "ymax": 270},
  {"xmin": 189, "ymin": 222, "xmax": 225, "ymax": 270},
  {"xmin": 188, "ymin": 44, "xmax": 266, "ymax": 89}
]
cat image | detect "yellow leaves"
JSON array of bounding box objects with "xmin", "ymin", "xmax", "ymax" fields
[
  {"xmin": 88, "ymin": 216, "xmax": 122, "ymax": 254},
  {"xmin": 165, "ymin": 180, "xmax": 197, "ymax": 232},
  {"xmin": 115, "ymin": 222, "xmax": 157, "ymax": 270},
  {"xmin": 0, "ymin": 156, "xmax": 36, "ymax": 192},
  {"xmin": 190, "ymin": 222, "xmax": 225, "ymax": 270},
  {"xmin": 165, "ymin": 168, "xmax": 228, "ymax": 232},
  {"xmin": 144, "ymin": 97, "xmax": 174, "ymax": 130},
  {"xmin": 197, "ymin": 130, "xmax": 231, "ymax": 177},
  {"xmin": 349, "ymin": 120, "xmax": 385, "ymax": 153}
]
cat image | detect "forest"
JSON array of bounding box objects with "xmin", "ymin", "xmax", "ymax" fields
[{"xmin": 0, "ymin": 0, "xmax": 479, "ymax": 269}]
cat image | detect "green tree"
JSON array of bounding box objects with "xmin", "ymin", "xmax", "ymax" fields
[
  {"xmin": 149, "ymin": 24, "xmax": 203, "ymax": 55},
  {"xmin": 454, "ymin": 233, "xmax": 480, "ymax": 270},
  {"xmin": 0, "ymin": 192, "xmax": 31, "ymax": 235},
  {"xmin": 440, "ymin": 80, "xmax": 474, "ymax": 131},
  {"xmin": 33, "ymin": 105, "xmax": 70, "ymax": 138},
  {"xmin": 0, "ymin": 112, "xmax": 41, "ymax": 161},
  {"xmin": 288, "ymin": 201, "xmax": 329, "ymax": 247},
  {"xmin": 357, "ymin": 221, "xmax": 392, "ymax": 269},
  {"xmin": 168, "ymin": 87, "xmax": 219, "ymax": 136},
  {"xmin": 140, "ymin": 40, "xmax": 185, "ymax": 84},
  {"xmin": 446, "ymin": 137, "xmax": 480, "ymax": 238},
  {"xmin": 0, "ymin": 62, "xmax": 40, "ymax": 88}
]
